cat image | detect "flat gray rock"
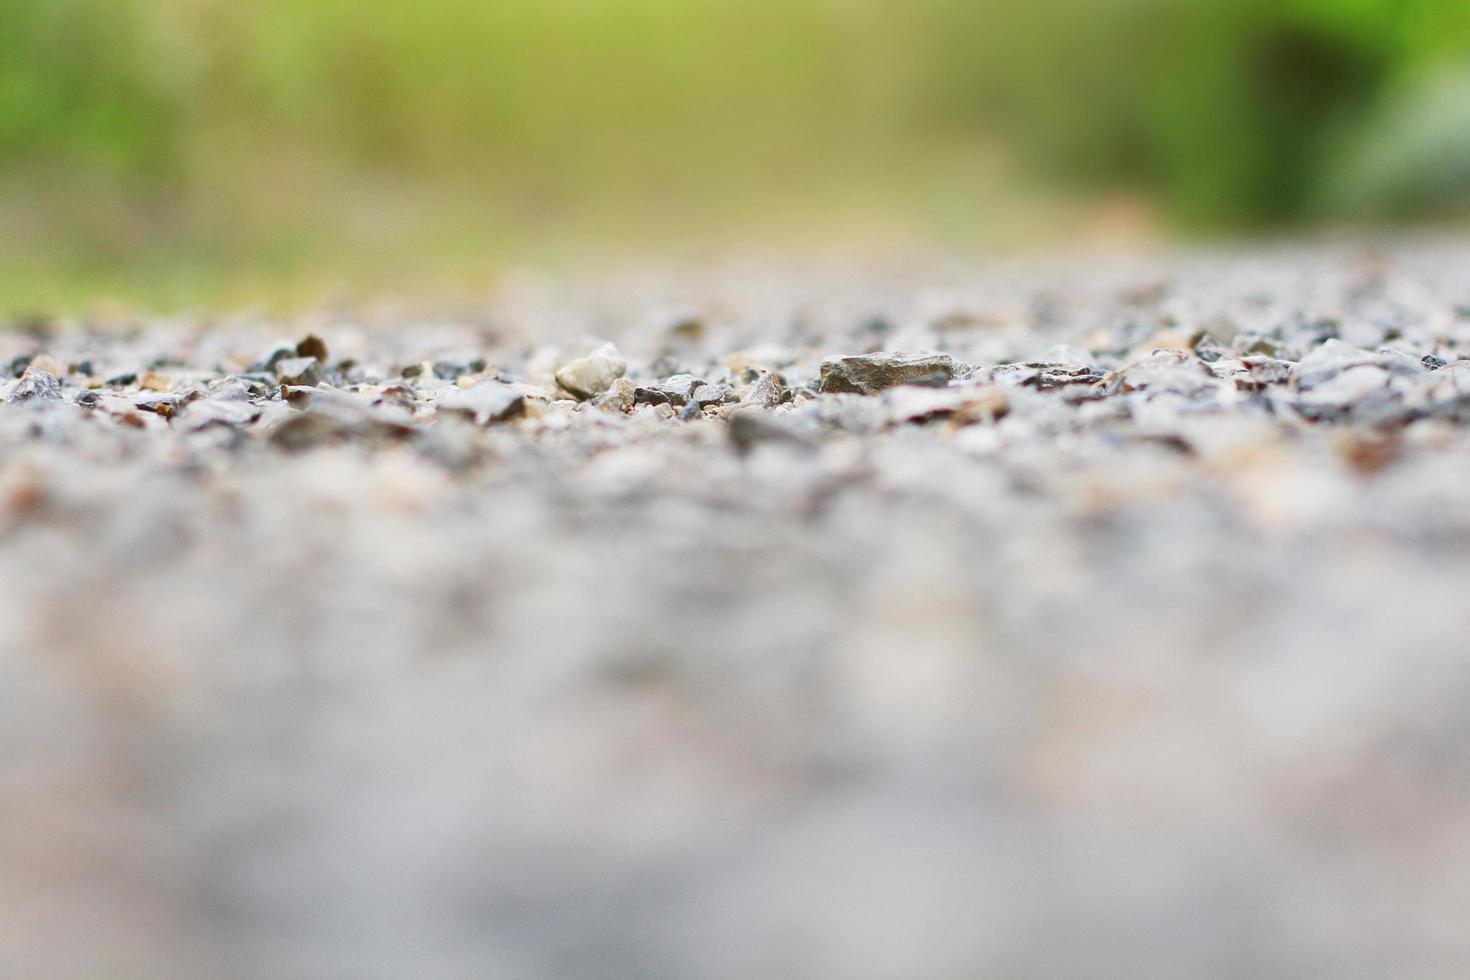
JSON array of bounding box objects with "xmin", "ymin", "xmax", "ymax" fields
[
  {"xmin": 437, "ymin": 379, "xmax": 526, "ymax": 425},
  {"xmin": 555, "ymin": 342, "xmax": 627, "ymax": 399},
  {"xmin": 818, "ymin": 351, "xmax": 955, "ymax": 394},
  {"xmin": 4, "ymin": 369, "xmax": 61, "ymax": 404}
]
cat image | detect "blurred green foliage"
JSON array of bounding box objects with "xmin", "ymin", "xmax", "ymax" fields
[
  {"xmin": 2, "ymin": 0, "xmax": 1470, "ymax": 305},
  {"xmin": 946, "ymin": 0, "xmax": 1470, "ymax": 227}
]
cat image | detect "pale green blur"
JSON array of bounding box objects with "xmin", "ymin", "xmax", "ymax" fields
[{"xmin": 3, "ymin": 0, "xmax": 1470, "ymax": 309}]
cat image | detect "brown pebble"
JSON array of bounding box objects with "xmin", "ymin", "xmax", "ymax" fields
[{"xmin": 296, "ymin": 334, "xmax": 329, "ymax": 363}]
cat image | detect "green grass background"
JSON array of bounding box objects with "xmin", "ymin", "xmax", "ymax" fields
[{"xmin": 4, "ymin": 0, "xmax": 1470, "ymax": 310}]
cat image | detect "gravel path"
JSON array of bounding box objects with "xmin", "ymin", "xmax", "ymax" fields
[{"xmin": 5, "ymin": 241, "xmax": 1470, "ymax": 979}]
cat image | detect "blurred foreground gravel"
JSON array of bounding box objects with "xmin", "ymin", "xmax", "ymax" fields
[{"xmin": 5, "ymin": 242, "xmax": 1470, "ymax": 979}]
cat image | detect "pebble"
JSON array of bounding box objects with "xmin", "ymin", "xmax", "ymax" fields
[
  {"xmin": 635, "ymin": 373, "xmax": 704, "ymax": 406},
  {"xmin": 593, "ymin": 378, "xmax": 637, "ymax": 413},
  {"xmin": 555, "ymin": 343, "xmax": 627, "ymax": 400},
  {"xmin": 433, "ymin": 357, "xmax": 488, "ymax": 381},
  {"xmin": 5, "ymin": 369, "xmax": 61, "ymax": 404},
  {"xmin": 690, "ymin": 383, "xmax": 736, "ymax": 408},
  {"xmin": 437, "ymin": 380, "xmax": 526, "ymax": 425},
  {"xmin": 296, "ymin": 334, "xmax": 330, "ymax": 363},
  {"xmin": 743, "ymin": 370, "xmax": 787, "ymax": 408},
  {"xmin": 275, "ymin": 356, "xmax": 323, "ymax": 387},
  {"xmin": 818, "ymin": 351, "xmax": 955, "ymax": 394}
]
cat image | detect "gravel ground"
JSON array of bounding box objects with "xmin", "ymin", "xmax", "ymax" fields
[{"xmin": 5, "ymin": 241, "xmax": 1470, "ymax": 979}]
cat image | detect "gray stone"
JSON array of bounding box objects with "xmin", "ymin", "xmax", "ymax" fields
[
  {"xmin": 437, "ymin": 380, "xmax": 526, "ymax": 425},
  {"xmin": 743, "ymin": 370, "xmax": 787, "ymax": 408},
  {"xmin": 1113, "ymin": 350, "xmax": 1220, "ymax": 397},
  {"xmin": 818, "ymin": 352, "xmax": 955, "ymax": 395},
  {"xmin": 176, "ymin": 398, "xmax": 262, "ymax": 431},
  {"xmin": 275, "ymin": 356, "xmax": 323, "ymax": 387},
  {"xmin": 433, "ymin": 358, "xmax": 488, "ymax": 381},
  {"xmin": 555, "ymin": 343, "xmax": 626, "ymax": 400},
  {"xmin": 690, "ymin": 383, "xmax": 736, "ymax": 408},
  {"xmin": 635, "ymin": 373, "xmax": 704, "ymax": 406},
  {"xmin": 593, "ymin": 378, "xmax": 636, "ymax": 413},
  {"xmin": 5, "ymin": 370, "xmax": 61, "ymax": 404}
]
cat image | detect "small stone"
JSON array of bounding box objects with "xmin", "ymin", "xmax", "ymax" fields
[
  {"xmin": 6, "ymin": 370, "xmax": 61, "ymax": 404},
  {"xmin": 818, "ymin": 352, "xmax": 954, "ymax": 395},
  {"xmin": 375, "ymin": 385, "xmax": 420, "ymax": 413},
  {"xmin": 554, "ymin": 344, "xmax": 627, "ymax": 400},
  {"xmin": 134, "ymin": 394, "xmax": 189, "ymax": 419},
  {"xmin": 1295, "ymin": 340, "xmax": 1419, "ymax": 392},
  {"xmin": 432, "ymin": 358, "xmax": 488, "ymax": 381},
  {"xmin": 1194, "ymin": 336, "xmax": 1232, "ymax": 363},
  {"xmin": 106, "ymin": 372, "xmax": 139, "ymax": 387},
  {"xmin": 208, "ymin": 378, "xmax": 253, "ymax": 401},
  {"xmin": 1016, "ymin": 361, "xmax": 1103, "ymax": 390},
  {"xmin": 295, "ymin": 334, "xmax": 329, "ymax": 363},
  {"xmin": 236, "ymin": 376, "xmax": 275, "ymax": 398},
  {"xmin": 690, "ymin": 383, "xmax": 736, "ymax": 408},
  {"xmin": 1238, "ymin": 356, "xmax": 1293, "ymax": 389},
  {"xmin": 1294, "ymin": 365, "xmax": 1395, "ymax": 421},
  {"xmin": 275, "ymin": 356, "xmax": 322, "ymax": 387},
  {"xmin": 437, "ymin": 380, "xmax": 526, "ymax": 425},
  {"xmin": 176, "ymin": 398, "xmax": 260, "ymax": 431},
  {"xmin": 635, "ymin": 374, "xmax": 704, "ymax": 407},
  {"xmin": 1113, "ymin": 350, "xmax": 1219, "ymax": 397},
  {"xmin": 593, "ymin": 378, "xmax": 636, "ymax": 413},
  {"xmin": 743, "ymin": 370, "xmax": 787, "ymax": 408}
]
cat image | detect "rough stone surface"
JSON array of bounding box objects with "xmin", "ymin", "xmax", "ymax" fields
[
  {"xmin": 593, "ymin": 377, "xmax": 637, "ymax": 413},
  {"xmin": 437, "ymin": 379, "xmax": 526, "ymax": 425},
  {"xmin": 635, "ymin": 373, "xmax": 704, "ymax": 406},
  {"xmin": 555, "ymin": 342, "xmax": 627, "ymax": 399},
  {"xmin": 6, "ymin": 242, "xmax": 1470, "ymax": 979},
  {"xmin": 742, "ymin": 369, "xmax": 787, "ymax": 408},
  {"xmin": 819, "ymin": 351, "xmax": 955, "ymax": 394},
  {"xmin": 5, "ymin": 368, "xmax": 61, "ymax": 404},
  {"xmin": 274, "ymin": 355, "xmax": 322, "ymax": 387}
]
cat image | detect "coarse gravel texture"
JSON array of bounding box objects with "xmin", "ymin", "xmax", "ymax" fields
[{"xmin": 6, "ymin": 241, "xmax": 1470, "ymax": 979}]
